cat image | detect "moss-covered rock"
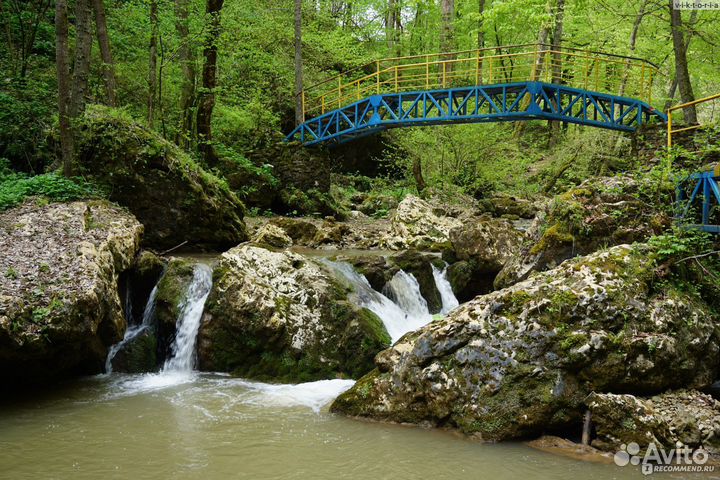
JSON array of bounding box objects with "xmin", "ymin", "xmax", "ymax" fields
[
  {"xmin": 447, "ymin": 217, "xmax": 523, "ymax": 301},
  {"xmin": 588, "ymin": 390, "xmax": 720, "ymax": 452},
  {"xmin": 197, "ymin": 244, "xmax": 391, "ymax": 382},
  {"xmin": 122, "ymin": 250, "xmax": 166, "ymax": 325},
  {"xmin": 331, "ymin": 244, "xmax": 720, "ymax": 441},
  {"xmin": 495, "ymin": 175, "xmax": 672, "ymax": 289},
  {"xmin": 0, "ymin": 200, "xmax": 143, "ymax": 386},
  {"xmin": 345, "ymin": 255, "xmax": 398, "ymax": 292},
  {"xmin": 75, "ymin": 106, "xmax": 247, "ymax": 250},
  {"xmin": 383, "ymin": 195, "xmax": 464, "ymax": 250},
  {"xmin": 268, "ymin": 217, "xmax": 318, "ymax": 245},
  {"xmin": 108, "ymin": 327, "xmax": 158, "ymax": 374},
  {"xmin": 154, "ymin": 257, "xmax": 196, "ymax": 359},
  {"xmin": 253, "ymin": 223, "xmax": 293, "ymax": 249}
]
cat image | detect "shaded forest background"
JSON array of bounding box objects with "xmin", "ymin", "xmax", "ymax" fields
[{"xmin": 1, "ymin": 0, "xmax": 719, "ymax": 216}]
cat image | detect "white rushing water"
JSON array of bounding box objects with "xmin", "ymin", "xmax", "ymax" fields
[
  {"xmin": 163, "ymin": 263, "xmax": 213, "ymax": 373},
  {"xmin": 105, "ymin": 280, "xmax": 162, "ymax": 373},
  {"xmin": 382, "ymin": 270, "xmax": 433, "ymax": 330},
  {"xmin": 431, "ymin": 263, "xmax": 459, "ymax": 314},
  {"xmin": 324, "ymin": 260, "xmax": 433, "ymax": 343}
]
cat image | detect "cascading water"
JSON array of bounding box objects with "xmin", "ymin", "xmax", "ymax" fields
[
  {"xmin": 431, "ymin": 263, "xmax": 459, "ymax": 314},
  {"xmin": 105, "ymin": 279, "xmax": 162, "ymax": 373},
  {"xmin": 162, "ymin": 263, "xmax": 213, "ymax": 373},
  {"xmin": 382, "ymin": 270, "xmax": 433, "ymax": 329},
  {"xmin": 324, "ymin": 260, "xmax": 433, "ymax": 343}
]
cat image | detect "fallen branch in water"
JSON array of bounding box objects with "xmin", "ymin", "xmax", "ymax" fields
[{"xmin": 158, "ymin": 240, "xmax": 189, "ymax": 256}]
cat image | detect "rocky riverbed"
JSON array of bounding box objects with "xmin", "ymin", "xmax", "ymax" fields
[{"xmin": 1, "ymin": 167, "xmax": 719, "ymax": 468}]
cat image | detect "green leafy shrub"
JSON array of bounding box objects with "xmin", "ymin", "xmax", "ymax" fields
[{"xmin": 0, "ymin": 160, "xmax": 100, "ymax": 211}]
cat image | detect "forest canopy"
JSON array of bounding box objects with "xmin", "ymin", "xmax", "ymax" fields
[{"xmin": 1, "ymin": 0, "xmax": 719, "ymax": 210}]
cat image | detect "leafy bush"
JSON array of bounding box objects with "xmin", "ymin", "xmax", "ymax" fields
[{"xmin": 0, "ymin": 160, "xmax": 100, "ymax": 211}]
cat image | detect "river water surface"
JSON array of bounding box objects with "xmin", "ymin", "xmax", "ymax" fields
[{"xmin": 0, "ymin": 372, "xmax": 658, "ymax": 480}]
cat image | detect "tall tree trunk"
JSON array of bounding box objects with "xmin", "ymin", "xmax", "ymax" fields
[
  {"xmin": 476, "ymin": 0, "xmax": 485, "ymax": 83},
  {"xmin": 548, "ymin": 0, "xmax": 564, "ymax": 142},
  {"xmin": 619, "ymin": 1, "xmax": 648, "ymax": 97},
  {"xmin": 532, "ymin": 0, "xmax": 553, "ymax": 82},
  {"xmin": 175, "ymin": 0, "xmax": 196, "ymax": 147},
  {"xmin": 148, "ymin": 0, "xmax": 159, "ymax": 126},
  {"xmin": 69, "ymin": 0, "xmax": 93, "ymax": 118},
  {"xmin": 294, "ymin": 0, "xmax": 303, "ymax": 127},
  {"xmin": 440, "ymin": 0, "xmax": 455, "ymax": 79},
  {"xmin": 386, "ymin": 0, "xmax": 400, "ymax": 55},
  {"xmin": 664, "ymin": 9, "xmax": 697, "ymax": 112},
  {"xmin": 55, "ymin": 0, "xmax": 74, "ymax": 176},
  {"xmin": 669, "ymin": 0, "xmax": 696, "ymax": 124},
  {"xmin": 412, "ymin": 157, "xmax": 427, "ymax": 195},
  {"xmin": 550, "ymin": 0, "xmax": 564, "ymax": 83},
  {"xmin": 92, "ymin": 0, "xmax": 117, "ymax": 106},
  {"xmin": 197, "ymin": 0, "xmax": 223, "ymax": 165},
  {"xmin": 477, "ymin": 0, "xmax": 485, "ymax": 50}
]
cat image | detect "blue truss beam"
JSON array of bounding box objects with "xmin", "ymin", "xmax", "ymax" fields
[
  {"xmin": 286, "ymin": 81, "xmax": 667, "ymax": 146},
  {"xmin": 676, "ymin": 170, "xmax": 720, "ymax": 234}
]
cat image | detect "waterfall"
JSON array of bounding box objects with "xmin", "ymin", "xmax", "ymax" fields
[
  {"xmin": 162, "ymin": 264, "xmax": 213, "ymax": 373},
  {"xmin": 431, "ymin": 264, "xmax": 459, "ymax": 314},
  {"xmin": 105, "ymin": 279, "xmax": 162, "ymax": 373},
  {"xmin": 382, "ymin": 270, "xmax": 433, "ymax": 329},
  {"xmin": 323, "ymin": 260, "xmax": 433, "ymax": 343}
]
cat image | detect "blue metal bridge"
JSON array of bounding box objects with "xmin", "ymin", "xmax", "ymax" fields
[{"xmin": 287, "ymin": 44, "xmax": 667, "ymax": 146}]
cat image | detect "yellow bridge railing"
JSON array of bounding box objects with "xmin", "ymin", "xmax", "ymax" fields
[
  {"xmin": 667, "ymin": 93, "xmax": 720, "ymax": 148},
  {"xmin": 299, "ymin": 43, "xmax": 660, "ymax": 121}
]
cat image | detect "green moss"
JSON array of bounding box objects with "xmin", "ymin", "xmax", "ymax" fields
[{"xmin": 530, "ymin": 223, "xmax": 575, "ymax": 255}]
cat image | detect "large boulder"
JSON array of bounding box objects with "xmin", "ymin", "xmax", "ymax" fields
[
  {"xmin": 331, "ymin": 244, "xmax": 720, "ymax": 441},
  {"xmin": 447, "ymin": 217, "xmax": 523, "ymax": 302},
  {"xmin": 588, "ymin": 390, "xmax": 720, "ymax": 452},
  {"xmin": 384, "ymin": 195, "xmax": 463, "ymax": 250},
  {"xmin": 76, "ymin": 107, "xmax": 247, "ymax": 250},
  {"xmin": 197, "ymin": 244, "xmax": 391, "ymax": 382},
  {"xmin": 0, "ymin": 200, "xmax": 143, "ymax": 385},
  {"xmin": 495, "ymin": 175, "xmax": 671, "ymax": 289}
]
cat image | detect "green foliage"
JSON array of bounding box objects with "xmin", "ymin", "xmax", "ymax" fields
[
  {"xmin": 0, "ymin": 159, "xmax": 101, "ymax": 211},
  {"xmin": 648, "ymin": 228, "xmax": 714, "ymax": 263}
]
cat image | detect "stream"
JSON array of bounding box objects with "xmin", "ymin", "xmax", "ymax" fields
[
  {"xmin": 0, "ymin": 372, "xmax": 648, "ymax": 480},
  {"xmin": 0, "ymin": 253, "xmax": 653, "ymax": 479}
]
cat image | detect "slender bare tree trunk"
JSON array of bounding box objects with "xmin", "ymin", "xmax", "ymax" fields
[
  {"xmin": 69, "ymin": 0, "xmax": 93, "ymax": 118},
  {"xmin": 440, "ymin": 0, "xmax": 455, "ymax": 80},
  {"xmin": 92, "ymin": 0, "xmax": 117, "ymax": 106},
  {"xmin": 619, "ymin": 1, "xmax": 647, "ymax": 97},
  {"xmin": 476, "ymin": 0, "xmax": 486, "ymax": 82},
  {"xmin": 664, "ymin": 9, "xmax": 697, "ymax": 112},
  {"xmin": 55, "ymin": 0, "xmax": 74, "ymax": 176},
  {"xmin": 175, "ymin": 0, "xmax": 196, "ymax": 147},
  {"xmin": 548, "ymin": 0, "xmax": 564, "ymax": 141},
  {"xmin": 148, "ymin": 0, "xmax": 158, "ymax": 126},
  {"xmin": 669, "ymin": 0, "xmax": 697, "ymax": 124},
  {"xmin": 294, "ymin": 0, "xmax": 303, "ymax": 127},
  {"xmin": 197, "ymin": 0, "xmax": 223, "ymax": 165},
  {"xmin": 412, "ymin": 157, "xmax": 427, "ymax": 194},
  {"xmin": 386, "ymin": 0, "xmax": 400, "ymax": 55}
]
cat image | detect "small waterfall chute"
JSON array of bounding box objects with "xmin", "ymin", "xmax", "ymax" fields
[
  {"xmin": 431, "ymin": 263, "xmax": 459, "ymax": 314},
  {"xmin": 105, "ymin": 278, "xmax": 162, "ymax": 373},
  {"xmin": 162, "ymin": 263, "xmax": 213, "ymax": 373},
  {"xmin": 323, "ymin": 260, "xmax": 433, "ymax": 343},
  {"xmin": 382, "ymin": 270, "xmax": 433, "ymax": 331}
]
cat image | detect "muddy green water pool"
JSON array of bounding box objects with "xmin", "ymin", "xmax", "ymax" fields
[{"xmin": 0, "ymin": 373, "xmax": 684, "ymax": 479}]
